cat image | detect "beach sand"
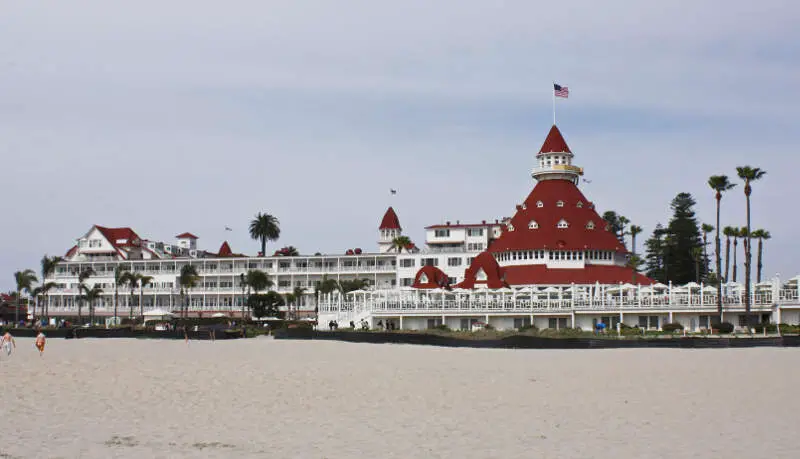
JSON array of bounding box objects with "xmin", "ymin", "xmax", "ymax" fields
[{"xmin": 1, "ymin": 337, "xmax": 798, "ymax": 458}]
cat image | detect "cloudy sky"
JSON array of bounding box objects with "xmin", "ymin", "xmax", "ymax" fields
[{"xmin": 1, "ymin": 0, "xmax": 798, "ymax": 289}]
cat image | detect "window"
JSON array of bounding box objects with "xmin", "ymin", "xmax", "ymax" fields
[
  {"xmin": 521, "ymin": 203, "xmax": 527, "ymax": 210},
  {"xmin": 401, "ymin": 278, "xmax": 413, "ymax": 287},
  {"xmin": 738, "ymin": 315, "xmax": 748, "ymax": 327},
  {"xmin": 467, "ymin": 257, "xmax": 475, "ymax": 265},
  {"xmin": 557, "ymin": 219, "xmax": 569, "ymax": 229},
  {"xmin": 427, "ymin": 318, "xmax": 443, "ymax": 329},
  {"xmin": 447, "ymin": 257, "xmax": 462, "ymax": 267},
  {"xmin": 400, "ymin": 259, "xmax": 415, "ymax": 268},
  {"xmin": 278, "ymin": 280, "xmax": 291, "ymax": 287},
  {"xmin": 476, "ymin": 268, "xmax": 487, "ymax": 281},
  {"xmin": 422, "ymin": 258, "xmax": 438, "ymax": 267},
  {"xmin": 638, "ymin": 316, "xmax": 660, "ymax": 329},
  {"xmin": 467, "ymin": 243, "xmax": 484, "ymax": 251},
  {"xmin": 448, "ymin": 277, "xmax": 458, "ymax": 285},
  {"xmin": 536, "ymin": 201, "xmax": 544, "ymax": 208},
  {"xmin": 576, "ymin": 201, "xmax": 584, "ymax": 208},
  {"xmin": 513, "ymin": 317, "xmax": 532, "ymax": 329},
  {"xmin": 556, "ymin": 200, "xmax": 564, "ymax": 207},
  {"xmin": 419, "ymin": 273, "xmax": 429, "ymax": 284},
  {"xmin": 435, "ymin": 229, "xmax": 450, "ymax": 238},
  {"xmin": 507, "ymin": 224, "xmax": 514, "ymax": 232},
  {"xmin": 586, "ymin": 221, "xmax": 595, "ymax": 230},
  {"xmin": 528, "ymin": 220, "xmax": 538, "ymax": 229},
  {"xmin": 467, "ymin": 228, "xmax": 484, "ymax": 237}
]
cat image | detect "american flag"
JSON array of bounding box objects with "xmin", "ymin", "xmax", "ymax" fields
[{"xmin": 554, "ymin": 83, "xmax": 569, "ymax": 98}]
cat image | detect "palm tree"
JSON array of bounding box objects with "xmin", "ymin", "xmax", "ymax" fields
[
  {"xmin": 239, "ymin": 273, "xmax": 249, "ymax": 321},
  {"xmin": 76, "ymin": 267, "xmax": 95, "ymax": 324},
  {"xmin": 751, "ymin": 229, "xmax": 771, "ymax": 283},
  {"xmin": 285, "ymin": 286, "xmax": 306, "ymax": 320},
  {"xmin": 80, "ymin": 285, "xmax": 104, "ymax": 325},
  {"xmin": 249, "ymin": 213, "xmax": 280, "ymax": 256},
  {"xmin": 120, "ymin": 271, "xmax": 145, "ymax": 321},
  {"xmin": 389, "ymin": 236, "xmax": 412, "ymax": 254},
  {"xmin": 13, "ymin": 269, "xmax": 38, "ymax": 325},
  {"xmin": 29, "ymin": 282, "xmax": 57, "ymax": 324},
  {"xmin": 628, "ymin": 225, "xmax": 643, "ymax": 257},
  {"xmin": 113, "ymin": 266, "xmax": 130, "ymax": 323},
  {"xmin": 732, "ymin": 227, "xmax": 741, "ymax": 283},
  {"xmin": 179, "ymin": 264, "xmax": 200, "ymax": 318},
  {"xmin": 244, "ymin": 269, "xmax": 271, "ymax": 320},
  {"xmin": 723, "ymin": 226, "xmax": 736, "ymax": 282},
  {"xmin": 737, "ymin": 166, "xmax": 767, "ymax": 322},
  {"xmin": 708, "ymin": 175, "xmax": 736, "ymax": 316},
  {"xmin": 40, "ymin": 255, "xmax": 63, "ymax": 322},
  {"xmin": 138, "ymin": 275, "xmax": 153, "ymax": 319}
]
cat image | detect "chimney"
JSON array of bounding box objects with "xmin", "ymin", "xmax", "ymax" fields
[
  {"xmin": 482, "ymin": 220, "xmax": 486, "ymax": 225},
  {"xmin": 446, "ymin": 221, "xmax": 451, "ymax": 226},
  {"xmin": 456, "ymin": 220, "xmax": 460, "ymax": 225}
]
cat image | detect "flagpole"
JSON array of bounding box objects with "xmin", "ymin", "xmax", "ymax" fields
[{"xmin": 552, "ymin": 81, "xmax": 556, "ymax": 125}]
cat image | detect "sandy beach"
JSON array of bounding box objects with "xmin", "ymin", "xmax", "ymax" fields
[{"xmin": 1, "ymin": 337, "xmax": 798, "ymax": 458}]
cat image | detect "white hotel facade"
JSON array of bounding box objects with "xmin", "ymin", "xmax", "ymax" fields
[{"xmin": 41, "ymin": 124, "xmax": 800, "ymax": 331}]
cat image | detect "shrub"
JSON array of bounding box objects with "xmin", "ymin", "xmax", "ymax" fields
[
  {"xmin": 715, "ymin": 322, "xmax": 734, "ymax": 334},
  {"xmin": 779, "ymin": 323, "xmax": 800, "ymax": 334},
  {"xmin": 433, "ymin": 324, "xmax": 450, "ymax": 331},
  {"xmin": 484, "ymin": 323, "xmax": 495, "ymax": 330},
  {"xmin": 662, "ymin": 322, "xmax": 684, "ymax": 332},
  {"xmin": 518, "ymin": 324, "xmax": 537, "ymax": 332},
  {"xmin": 752, "ymin": 323, "xmax": 777, "ymax": 333}
]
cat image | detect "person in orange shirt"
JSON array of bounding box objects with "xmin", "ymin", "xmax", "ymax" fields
[{"xmin": 35, "ymin": 330, "xmax": 46, "ymax": 356}]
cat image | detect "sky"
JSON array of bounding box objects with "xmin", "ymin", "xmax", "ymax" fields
[{"xmin": 1, "ymin": 0, "xmax": 798, "ymax": 290}]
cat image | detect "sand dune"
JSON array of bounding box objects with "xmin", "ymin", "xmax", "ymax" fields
[{"xmin": 1, "ymin": 337, "xmax": 798, "ymax": 458}]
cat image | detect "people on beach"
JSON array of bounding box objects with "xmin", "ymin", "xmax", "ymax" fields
[
  {"xmin": 1, "ymin": 331, "xmax": 16, "ymax": 357},
  {"xmin": 35, "ymin": 331, "xmax": 46, "ymax": 356}
]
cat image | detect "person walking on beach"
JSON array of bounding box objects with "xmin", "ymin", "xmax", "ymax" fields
[
  {"xmin": 35, "ymin": 330, "xmax": 46, "ymax": 357},
  {"xmin": 1, "ymin": 331, "xmax": 16, "ymax": 357}
]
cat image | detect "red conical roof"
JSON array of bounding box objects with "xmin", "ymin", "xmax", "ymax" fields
[
  {"xmin": 539, "ymin": 125, "xmax": 571, "ymax": 154},
  {"xmin": 218, "ymin": 241, "xmax": 233, "ymax": 257},
  {"xmin": 379, "ymin": 207, "xmax": 401, "ymax": 230},
  {"xmin": 489, "ymin": 180, "xmax": 624, "ymax": 253}
]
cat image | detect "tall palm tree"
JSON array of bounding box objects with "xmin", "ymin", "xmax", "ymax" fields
[
  {"xmin": 244, "ymin": 269, "xmax": 271, "ymax": 320},
  {"xmin": 40, "ymin": 255, "xmax": 63, "ymax": 322},
  {"xmin": 113, "ymin": 266, "xmax": 130, "ymax": 323},
  {"xmin": 737, "ymin": 166, "xmax": 767, "ymax": 322},
  {"xmin": 389, "ymin": 235, "xmax": 412, "ymax": 254},
  {"xmin": 723, "ymin": 226, "xmax": 736, "ymax": 283},
  {"xmin": 179, "ymin": 264, "xmax": 200, "ymax": 318},
  {"xmin": 13, "ymin": 269, "xmax": 38, "ymax": 324},
  {"xmin": 285, "ymin": 286, "xmax": 306, "ymax": 320},
  {"xmin": 691, "ymin": 247, "xmax": 703, "ymax": 283},
  {"xmin": 80, "ymin": 284, "xmax": 104, "ymax": 325},
  {"xmin": 751, "ymin": 229, "xmax": 771, "ymax": 283},
  {"xmin": 120, "ymin": 271, "xmax": 145, "ymax": 321},
  {"xmin": 249, "ymin": 213, "xmax": 280, "ymax": 256},
  {"xmin": 732, "ymin": 228, "xmax": 741, "ymax": 283},
  {"xmin": 708, "ymin": 175, "xmax": 736, "ymax": 318},
  {"xmin": 138, "ymin": 275, "xmax": 153, "ymax": 319},
  {"xmin": 29, "ymin": 282, "xmax": 57, "ymax": 324},
  {"xmin": 76, "ymin": 267, "xmax": 95, "ymax": 324}
]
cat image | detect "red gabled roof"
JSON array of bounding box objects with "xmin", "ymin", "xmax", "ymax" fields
[
  {"xmin": 95, "ymin": 226, "xmax": 142, "ymax": 248},
  {"xmin": 502, "ymin": 265, "xmax": 654, "ymax": 285},
  {"xmin": 379, "ymin": 207, "xmax": 401, "ymax": 230},
  {"xmin": 412, "ymin": 265, "xmax": 452, "ymax": 289},
  {"xmin": 538, "ymin": 125, "xmax": 571, "ymax": 154},
  {"xmin": 218, "ymin": 241, "xmax": 233, "ymax": 257},
  {"xmin": 65, "ymin": 245, "xmax": 78, "ymax": 258},
  {"xmin": 175, "ymin": 232, "xmax": 198, "ymax": 239},
  {"xmin": 488, "ymin": 180, "xmax": 625, "ymax": 253},
  {"xmin": 457, "ymin": 252, "xmax": 508, "ymax": 289}
]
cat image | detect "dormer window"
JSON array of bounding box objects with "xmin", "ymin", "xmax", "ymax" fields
[
  {"xmin": 536, "ymin": 201, "xmax": 544, "ymax": 208},
  {"xmin": 528, "ymin": 220, "xmax": 539, "ymax": 229},
  {"xmin": 557, "ymin": 219, "xmax": 569, "ymax": 229},
  {"xmin": 419, "ymin": 273, "xmax": 428, "ymax": 284},
  {"xmin": 476, "ymin": 268, "xmax": 487, "ymax": 281},
  {"xmin": 556, "ymin": 200, "xmax": 564, "ymax": 208},
  {"xmin": 507, "ymin": 223, "xmax": 515, "ymax": 232},
  {"xmin": 605, "ymin": 225, "xmax": 611, "ymax": 232},
  {"xmin": 586, "ymin": 221, "xmax": 595, "ymax": 230},
  {"xmin": 521, "ymin": 203, "xmax": 527, "ymax": 210},
  {"xmin": 576, "ymin": 201, "xmax": 584, "ymax": 208}
]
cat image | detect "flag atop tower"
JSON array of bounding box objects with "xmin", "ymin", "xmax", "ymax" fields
[{"xmin": 554, "ymin": 84, "xmax": 569, "ymax": 98}]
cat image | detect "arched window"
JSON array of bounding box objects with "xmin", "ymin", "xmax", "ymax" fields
[
  {"xmin": 557, "ymin": 219, "xmax": 569, "ymax": 229},
  {"xmin": 528, "ymin": 220, "xmax": 538, "ymax": 229},
  {"xmin": 507, "ymin": 223, "xmax": 515, "ymax": 232},
  {"xmin": 556, "ymin": 200, "xmax": 564, "ymax": 207},
  {"xmin": 586, "ymin": 221, "xmax": 595, "ymax": 230},
  {"xmin": 521, "ymin": 203, "xmax": 527, "ymax": 210},
  {"xmin": 476, "ymin": 268, "xmax": 487, "ymax": 281},
  {"xmin": 419, "ymin": 273, "xmax": 428, "ymax": 284},
  {"xmin": 536, "ymin": 201, "xmax": 544, "ymax": 208},
  {"xmin": 576, "ymin": 201, "xmax": 584, "ymax": 208}
]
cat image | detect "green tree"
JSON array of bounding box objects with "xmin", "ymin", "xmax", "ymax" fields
[
  {"xmin": 736, "ymin": 166, "xmax": 766, "ymax": 322},
  {"xmin": 40, "ymin": 255, "xmax": 63, "ymax": 322},
  {"xmin": 138, "ymin": 275, "xmax": 153, "ymax": 318},
  {"xmin": 276, "ymin": 246, "xmax": 299, "ymax": 256},
  {"xmin": 700, "ymin": 223, "xmax": 714, "ymax": 281},
  {"xmin": 338, "ymin": 278, "xmax": 370, "ymax": 294},
  {"xmin": 249, "ymin": 291, "xmax": 285, "ymax": 319},
  {"xmin": 750, "ymin": 229, "xmax": 771, "ymax": 283},
  {"xmin": 113, "ymin": 266, "xmax": 130, "ymax": 323},
  {"xmin": 389, "ymin": 236, "xmax": 412, "ymax": 254},
  {"xmin": 708, "ymin": 175, "xmax": 736, "ymax": 317},
  {"xmin": 663, "ymin": 193, "xmax": 705, "ymax": 284},
  {"xmin": 284, "ymin": 286, "xmax": 306, "ymax": 320},
  {"xmin": 723, "ymin": 226, "xmax": 737, "ymax": 282},
  {"xmin": 80, "ymin": 284, "xmax": 104, "ymax": 325},
  {"xmin": 179, "ymin": 264, "xmax": 200, "ymax": 318},
  {"xmin": 602, "ymin": 211, "xmax": 628, "ymax": 245},
  {"xmin": 245, "ymin": 270, "xmax": 271, "ymax": 294},
  {"xmin": 76, "ymin": 267, "xmax": 95, "ymax": 324},
  {"xmin": 691, "ymin": 247, "xmax": 703, "ymax": 283},
  {"xmin": 732, "ymin": 227, "xmax": 741, "ymax": 283},
  {"xmin": 13, "ymin": 269, "xmax": 38, "ymax": 324},
  {"xmin": 643, "ymin": 224, "xmax": 667, "ymax": 283},
  {"xmin": 249, "ymin": 213, "xmax": 280, "ymax": 256},
  {"xmin": 29, "ymin": 282, "xmax": 57, "ymax": 323},
  {"xmin": 239, "ymin": 273, "xmax": 249, "ymax": 321}
]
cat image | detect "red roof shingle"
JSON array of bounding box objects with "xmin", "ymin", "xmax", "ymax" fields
[
  {"xmin": 379, "ymin": 207, "xmax": 401, "ymax": 230},
  {"xmin": 539, "ymin": 125, "xmax": 571, "ymax": 154}
]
